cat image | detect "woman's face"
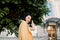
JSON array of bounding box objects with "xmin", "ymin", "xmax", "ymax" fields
[{"xmin": 25, "ymin": 15, "xmax": 32, "ymax": 23}]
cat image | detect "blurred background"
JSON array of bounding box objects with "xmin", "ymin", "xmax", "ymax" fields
[{"xmin": 0, "ymin": 0, "xmax": 60, "ymax": 40}]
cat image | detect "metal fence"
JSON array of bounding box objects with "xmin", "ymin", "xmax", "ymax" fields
[
  {"xmin": 0, "ymin": 36, "xmax": 60, "ymax": 40},
  {"xmin": 0, "ymin": 37, "xmax": 18, "ymax": 40},
  {"xmin": 0, "ymin": 36, "xmax": 48, "ymax": 40}
]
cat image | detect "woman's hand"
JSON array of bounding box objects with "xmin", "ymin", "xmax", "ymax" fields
[{"xmin": 30, "ymin": 20, "xmax": 35, "ymax": 31}]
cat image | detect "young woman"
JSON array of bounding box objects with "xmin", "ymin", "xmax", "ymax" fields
[{"xmin": 18, "ymin": 13, "xmax": 35, "ymax": 40}]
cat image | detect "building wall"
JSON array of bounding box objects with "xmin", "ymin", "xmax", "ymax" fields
[
  {"xmin": 0, "ymin": 26, "xmax": 60, "ymax": 40},
  {"xmin": 0, "ymin": 26, "xmax": 48, "ymax": 40},
  {"xmin": 47, "ymin": 0, "xmax": 60, "ymax": 18}
]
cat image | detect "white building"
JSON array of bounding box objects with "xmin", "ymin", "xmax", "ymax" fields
[{"xmin": 46, "ymin": 0, "xmax": 60, "ymax": 18}]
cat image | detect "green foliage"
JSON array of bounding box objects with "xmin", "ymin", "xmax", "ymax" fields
[
  {"xmin": 0, "ymin": 0, "xmax": 49, "ymax": 37},
  {"xmin": 0, "ymin": 7, "xmax": 9, "ymax": 18}
]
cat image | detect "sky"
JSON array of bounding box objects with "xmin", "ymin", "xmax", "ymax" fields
[{"xmin": 46, "ymin": 2, "xmax": 53, "ymax": 16}]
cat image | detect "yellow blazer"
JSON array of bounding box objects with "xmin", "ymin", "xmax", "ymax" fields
[{"xmin": 18, "ymin": 20, "xmax": 33, "ymax": 40}]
